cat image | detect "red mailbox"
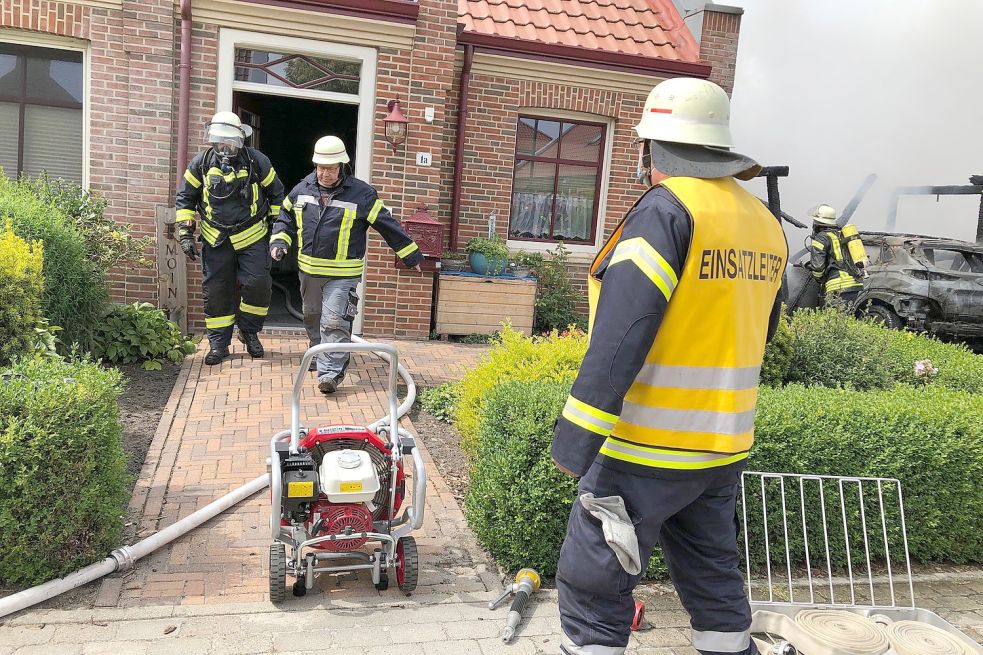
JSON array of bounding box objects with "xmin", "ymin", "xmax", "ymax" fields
[{"xmin": 398, "ymin": 204, "xmax": 443, "ymax": 272}]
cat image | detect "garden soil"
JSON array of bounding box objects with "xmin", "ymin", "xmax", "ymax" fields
[
  {"xmin": 0, "ymin": 362, "xmax": 181, "ymax": 611},
  {"xmin": 409, "ymin": 405, "xmax": 470, "ymax": 503}
]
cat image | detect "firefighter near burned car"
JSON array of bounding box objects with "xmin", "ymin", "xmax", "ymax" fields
[{"xmin": 267, "ymin": 341, "xmax": 424, "ymax": 601}]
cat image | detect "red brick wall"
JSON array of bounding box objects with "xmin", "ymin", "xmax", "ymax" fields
[
  {"xmin": 701, "ymin": 7, "xmax": 743, "ymax": 96},
  {"xmin": 2, "ymin": 0, "xmax": 174, "ymax": 307},
  {"xmin": 361, "ymin": 0, "xmax": 458, "ymax": 340}
]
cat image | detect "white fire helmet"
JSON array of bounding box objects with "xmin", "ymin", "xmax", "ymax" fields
[
  {"xmin": 206, "ymin": 111, "xmax": 251, "ymax": 155},
  {"xmin": 312, "ymin": 136, "xmax": 350, "ymax": 166},
  {"xmin": 809, "ymin": 204, "xmax": 838, "ymax": 227}
]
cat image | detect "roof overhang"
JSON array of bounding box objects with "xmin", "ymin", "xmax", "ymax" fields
[
  {"xmin": 457, "ymin": 29, "xmax": 712, "ymax": 79},
  {"xmin": 244, "ymin": 0, "xmax": 419, "ymax": 23}
]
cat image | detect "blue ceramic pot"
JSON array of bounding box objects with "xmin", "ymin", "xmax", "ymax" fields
[{"xmin": 468, "ymin": 252, "xmax": 507, "ymax": 276}]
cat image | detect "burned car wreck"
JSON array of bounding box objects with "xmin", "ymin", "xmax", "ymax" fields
[{"xmin": 855, "ymin": 233, "xmax": 983, "ymax": 340}]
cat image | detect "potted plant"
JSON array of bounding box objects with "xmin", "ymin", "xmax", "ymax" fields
[
  {"xmin": 440, "ymin": 251, "xmax": 468, "ymax": 273},
  {"xmin": 465, "ymin": 235, "xmax": 509, "ymax": 276},
  {"xmin": 511, "ymin": 251, "xmax": 541, "ymax": 278}
]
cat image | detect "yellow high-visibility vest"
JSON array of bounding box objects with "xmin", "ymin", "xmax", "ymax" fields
[{"xmin": 589, "ymin": 177, "xmax": 787, "ymax": 469}]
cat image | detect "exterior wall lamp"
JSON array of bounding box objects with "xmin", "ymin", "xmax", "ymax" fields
[{"xmin": 383, "ymin": 99, "xmax": 409, "ymax": 153}]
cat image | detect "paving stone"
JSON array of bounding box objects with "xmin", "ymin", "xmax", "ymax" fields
[
  {"xmin": 81, "ymin": 641, "xmax": 150, "ymax": 655},
  {"xmin": 13, "ymin": 645, "xmax": 81, "ymax": 655},
  {"xmin": 0, "ymin": 625, "xmax": 54, "ymax": 648},
  {"xmin": 146, "ymin": 637, "xmax": 211, "ymax": 655},
  {"xmin": 422, "ymin": 639, "xmax": 484, "ymax": 655}
]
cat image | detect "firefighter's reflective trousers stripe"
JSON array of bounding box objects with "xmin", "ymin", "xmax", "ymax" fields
[
  {"xmin": 556, "ymin": 462, "xmax": 758, "ymax": 655},
  {"xmin": 201, "ymin": 236, "xmax": 272, "ymax": 349}
]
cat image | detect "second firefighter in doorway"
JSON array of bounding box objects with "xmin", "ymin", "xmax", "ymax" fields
[
  {"xmin": 270, "ymin": 136, "xmax": 422, "ymax": 394},
  {"xmin": 804, "ymin": 204, "xmax": 867, "ymax": 306},
  {"xmin": 175, "ymin": 111, "xmax": 285, "ymax": 365}
]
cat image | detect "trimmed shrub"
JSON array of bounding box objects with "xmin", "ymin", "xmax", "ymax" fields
[
  {"xmin": 419, "ymin": 383, "xmax": 460, "ymax": 423},
  {"xmin": 455, "ymin": 327, "xmax": 587, "ymax": 455},
  {"xmin": 750, "ymin": 384, "xmax": 983, "ymax": 567},
  {"xmin": 464, "ymin": 379, "xmax": 576, "ymax": 575},
  {"xmin": 0, "ymin": 224, "xmax": 45, "ymax": 365},
  {"xmin": 91, "ymin": 302, "xmax": 198, "ymax": 370},
  {"xmin": 0, "ymin": 356, "xmax": 128, "ymax": 584},
  {"xmin": 0, "ymin": 175, "xmax": 109, "ymax": 349},
  {"xmin": 22, "ymin": 174, "xmax": 152, "ymax": 271},
  {"xmin": 762, "ymin": 308, "xmax": 983, "ymax": 393},
  {"xmin": 516, "ymin": 245, "xmax": 587, "ymax": 333}
]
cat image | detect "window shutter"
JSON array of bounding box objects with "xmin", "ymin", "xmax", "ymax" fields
[{"xmin": 0, "ymin": 102, "xmax": 19, "ymax": 178}]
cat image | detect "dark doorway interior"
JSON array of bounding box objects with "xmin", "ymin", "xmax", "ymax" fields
[{"xmin": 233, "ymin": 91, "xmax": 358, "ymax": 327}]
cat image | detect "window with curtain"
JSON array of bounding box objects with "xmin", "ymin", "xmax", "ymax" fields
[
  {"xmin": 509, "ymin": 116, "xmax": 605, "ymax": 244},
  {"xmin": 0, "ymin": 43, "xmax": 83, "ymax": 183}
]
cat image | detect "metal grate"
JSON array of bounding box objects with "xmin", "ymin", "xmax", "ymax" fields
[{"xmin": 739, "ymin": 471, "xmax": 915, "ymax": 610}]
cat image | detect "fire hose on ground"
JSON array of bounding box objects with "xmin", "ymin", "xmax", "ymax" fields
[
  {"xmin": 0, "ymin": 335, "xmax": 416, "ymax": 620},
  {"xmin": 751, "ymin": 609, "xmax": 976, "ymax": 655}
]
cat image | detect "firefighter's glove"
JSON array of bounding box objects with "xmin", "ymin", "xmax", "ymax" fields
[
  {"xmin": 178, "ymin": 230, "xmax": 198, "ymax": 261},
  {"xmin": 270, "ymin": 243, "xmax": 288, "ymax": 261},
  {"xmin": 580, "ymin": 493, "xmax": 642, "ymax": 575}
]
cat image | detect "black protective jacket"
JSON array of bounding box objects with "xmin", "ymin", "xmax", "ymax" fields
[{"xmin": 272, "ymin": 172, "xmax": 422, "ymax": 278}]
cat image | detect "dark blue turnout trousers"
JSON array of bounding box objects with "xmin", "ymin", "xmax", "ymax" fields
[{"xmin": 556, "ymin": 461, "xmax": 757, "ymax": 655}]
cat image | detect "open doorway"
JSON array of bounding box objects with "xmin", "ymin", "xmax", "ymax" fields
[{"xmin": 234, "ymin": 91, "xmax": 358, "ymax": 327}]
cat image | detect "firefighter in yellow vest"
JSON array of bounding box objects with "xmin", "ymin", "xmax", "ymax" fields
[
  {"xmin": 551, "ymin": 78, "xmax": 787, "ymax": 655},
  {"xmin": 804, "ymin": 204, "xmax": 864, "ymax": 305}
]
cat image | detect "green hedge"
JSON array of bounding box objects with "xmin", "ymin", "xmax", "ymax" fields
[
  {"xmin": 750, "ymin": 384, "xmax": 983, "ymax": 567},
  {"xmin": 92, "ymin": 302, "xmax": 198, "ymax": 370},
  {"xmin": 464, "ymin": 373, "xmax": 983, "ymax": 577},
  {"xmin": 762, "ymin": 308, "xmax": 983, "ymax": 393},
  {"xmin": 0, "ymin": 357, "xmax": 128, "ymax": 584},
  {"xmin": 455, "ymin": 327, "xmax": 586, "ymax": 455},
  {"xmin": 0, "ymin": 225, "xmax": 45, "ymax": 366},
  {"xmin": 464, "ymin": 380, "xmax": 576, "ymax": 575},
  {"xmin": 0, "ymin": 175, "xmax": 110, "ymax": 350}
]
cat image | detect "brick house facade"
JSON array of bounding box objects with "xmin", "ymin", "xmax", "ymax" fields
[{"xmin": 1, "ymin": 0, "xmax": 744, "ymax": 339}]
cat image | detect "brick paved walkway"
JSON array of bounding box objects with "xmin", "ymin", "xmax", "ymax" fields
[
  {"xmin": 1, "ymin": 333, "xmax": 981, "ymax": 654},
  {"xmin": 103, "ymin": 333, "xmax": 494, "ymax": 607}
]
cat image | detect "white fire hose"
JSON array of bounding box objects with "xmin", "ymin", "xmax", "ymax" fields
[
  {"xmin": 0, "ymin": 336, "xmax": 416, "ymax": 619},
  {"xmin": 752, "ymin": 610, "xmax": 976, "ymax": 655}
]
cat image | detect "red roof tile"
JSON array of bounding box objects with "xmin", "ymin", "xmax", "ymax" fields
[{"xmin": 458, "ymin": 0, "xmax": 700, "ymax": 64}]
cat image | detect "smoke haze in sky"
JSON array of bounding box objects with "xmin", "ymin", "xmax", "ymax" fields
[{"xmin": 720, "ymin": 0, "xmax": 983, "ymax": 245}]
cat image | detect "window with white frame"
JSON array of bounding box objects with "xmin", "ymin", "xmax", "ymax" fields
[
  {"xmin": 509, "ymin": 115, "xmax": 606, "ymax": 244},
  {"xmin": 0, "ymin": 43, "xmax": 83, "ymax": 182}
]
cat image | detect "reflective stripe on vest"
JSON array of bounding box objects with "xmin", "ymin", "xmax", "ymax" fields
[
  {"xmin": 587, "ymin": 177, "xmax": 786, "ymax": 469},
  {"xmin": 297, "ymin": 253, "xmax": 364, "ymax": 277}
]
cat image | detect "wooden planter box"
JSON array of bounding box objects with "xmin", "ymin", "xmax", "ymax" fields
[{"xmin": 436, "ymin": 273, "xmax": 537, "ymax": 337}]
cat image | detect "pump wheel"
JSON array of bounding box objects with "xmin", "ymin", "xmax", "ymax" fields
[
  {"xmin": 864, "ymin": 303, "xmax": 903, "ymax": 330},
  {"xmin": 375, "ymin": 572, "xmax": 389, "ymax": 591},
  {"xmin": 292, "ymin": 577, "xmax": 307, "ymax": 597},
  {"xmin": 396, "ymin": 536, "xmax": 419, "ymax": 593},
  {"xmin": 269, "ymin": 542, "xmax": 286, "ymax": 603}
]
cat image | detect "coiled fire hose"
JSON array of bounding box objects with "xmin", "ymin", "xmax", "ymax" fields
[{"xmin": 751, "ymin": 610, "xmax": 977, "ymax": 655}]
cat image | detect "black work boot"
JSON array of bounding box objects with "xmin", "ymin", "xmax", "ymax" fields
[
  {"xmin": 237, "ymin": 331, "xmax": 264, "ymax": 358},
  {"xmin": 204, "ymin": 347, "xmax": 230, "ymax": 366}
]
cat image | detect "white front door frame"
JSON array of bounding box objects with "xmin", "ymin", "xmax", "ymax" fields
[{"xmin": 216, "ymin": 29, "xmax": 377, "ymax": 333}]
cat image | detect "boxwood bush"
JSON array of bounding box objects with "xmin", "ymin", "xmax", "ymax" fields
[
  {"xmin": 0, "ymin": 224, "xmax": 45, "ymax": 366},
  {"xmin": 455, "ymin": 327, "xmax": 586, "ymax": 455},
  {"xmin": 0, "ymin": 175, "xmax": 109, "ymax": 350},
  {"xmin": 762, "ymin": 308, "xmax": 983, "ymax": 393},
  {"xmin": 464, "ymin": 379, "xmax": 576, "ymax": 575},
  {"xmin": 0, "ymin": 356, "xmax": 128, "ymax": 584},
  {"xmin": 750, "ymin": 384, "xmax": 983, "ymax": 567}
]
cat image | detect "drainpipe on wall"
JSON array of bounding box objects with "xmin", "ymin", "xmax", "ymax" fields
[
  {"xmin": 449, "ymin": 44, "xmax": 474, "ymax": 251},
  {"xmin": 177, "ymin": 0, "xmax": 193, "ymax": 189}
]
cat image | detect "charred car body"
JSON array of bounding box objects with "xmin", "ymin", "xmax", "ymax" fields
[{"xmin": 855, "ymin": 232, "xmax": 983, "ymax": 340}]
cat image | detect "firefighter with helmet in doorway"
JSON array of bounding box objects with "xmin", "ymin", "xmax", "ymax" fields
[
  {"xmin": 804, "ymin": 203, "xmax": 866, "ymax": 306},
  {"xmin": 551, "ymin": 77, "xmax": 787, "ymax": 655},
  {"xmin": 270, "ymin": 135, "xmax": 423, "ymax": 395},
  {"xmin": 175, "ymin": 111, "xmax": 285, "ymax": 365}
]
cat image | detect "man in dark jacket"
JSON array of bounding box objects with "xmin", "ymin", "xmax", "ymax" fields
[
  {"xmin": 175, "ymin": 111, "xmax": 284, "ymax": 365},
  {"xmin": 270, "ymin": 135, "xmax": 422, "ymax": 394},
  {"xmin": 551, "ymin": 78, "xmax": 786, "ymax": 655}
]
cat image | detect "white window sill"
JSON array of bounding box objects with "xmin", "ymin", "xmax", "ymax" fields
[{"xmin": 507, "ymin": 239, "xmax": 599, "ymax": 264}]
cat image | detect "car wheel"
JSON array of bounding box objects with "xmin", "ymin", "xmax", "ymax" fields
[{"xmin": 864, "ymin": 303, "xmax": 903, "ymax": 330}]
